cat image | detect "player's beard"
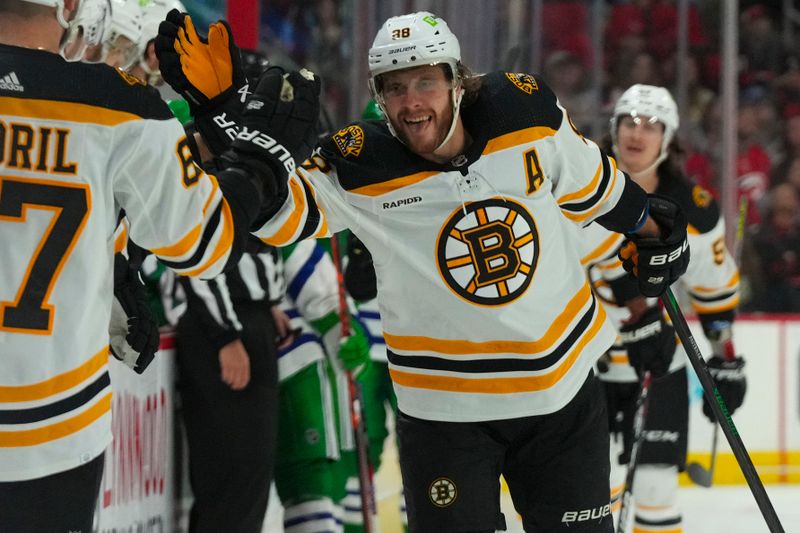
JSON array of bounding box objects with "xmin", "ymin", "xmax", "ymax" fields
[{"xmin": 395, "ymin": 104, "xmax": 454, "ymax": 156}]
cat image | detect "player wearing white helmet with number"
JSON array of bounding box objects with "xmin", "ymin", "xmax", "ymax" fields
[
  {"xmin": 0, "ymin": 0, "xmax": 320, "ymax": 530},
  {"xmin": 156, "ymin": 10, "xmax": 692, "ymax": 532},
  {"xmin": 576, "ymin": 84, "xmax": 743, "ymax": 533},
  {"xmin": 367, "ymin": 12, "xmax": 465, "ymax": 154}
]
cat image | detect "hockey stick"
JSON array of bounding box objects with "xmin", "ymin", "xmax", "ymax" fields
[
  {"xmin": 686, "ymin": 425, "xmax": 718, "ymax": 487},
  {"xmin": 661, "ymin": 287, "xmax": 785, "ymax": 532},
  {"xmin": 616, "ymin": 371, "xmax": 653, "ymax": 533},
  {"xmin": 685, "ymin": 196, "xmax": 748, "ymax": 488},
  {"xmin": 330, "ymin": 233, "xmax": 378, "ymax": 533}
]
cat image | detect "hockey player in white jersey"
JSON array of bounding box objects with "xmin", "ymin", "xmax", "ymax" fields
[
  {"xmin": 0, "ymin": 1, "xmax": 320, "ymax": 530},
  {"xmin": 159, "ymin": 11, "xmax": 691, "ymax": 532},
  {"xmin": 579, "ymin": 85, "xmax": 745, "ymax": 533}
]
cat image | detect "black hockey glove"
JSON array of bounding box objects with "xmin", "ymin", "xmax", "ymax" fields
[
  {"xmin": 619, "ymin": 305, "xmax": 676, "ymax": 379},
  {"xmin": 109, "ymin": 254, "xmax": 160, "ymax": 374},
  {"xmin": 619, "ymin": 195, "xmax": 690, "ymax": 297},
  {"xmin": 155, "ymin": 10, "xmax": 248, "ymax": 156},
  {"xmin": 702, "ymin": 356, "xmax": 746, "ymax": 421},
  {"xmin": 344, "ymin": 234, "xmax": 377, "ymax": 302},
  {"xmin": 701, "ymin": 321, "xmax": 746, "ymax": 421},
  {"xmin": 221, "ymin": 67, "xmax": 321, "ymax": 220}
]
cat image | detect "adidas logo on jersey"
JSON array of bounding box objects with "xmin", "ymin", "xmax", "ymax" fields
[{"xmin": 0, "ymin": 71, "xmax": 23, "ymax": 92}]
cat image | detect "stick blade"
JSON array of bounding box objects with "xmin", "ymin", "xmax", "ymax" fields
[{"xmin": 686, "ymin": 461, "xmax": 713, "ymax": 487}]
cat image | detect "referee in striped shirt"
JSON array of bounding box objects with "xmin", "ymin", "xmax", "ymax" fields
[{"xmin": 175, "ymin": 245, "xmax": 287, "ymax": 533}]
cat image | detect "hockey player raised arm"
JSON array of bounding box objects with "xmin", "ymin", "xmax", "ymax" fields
[{"xmin": 109, "ymin": 19, "xmax": 319, "ymax": 281}]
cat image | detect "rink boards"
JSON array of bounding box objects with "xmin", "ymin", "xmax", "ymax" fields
[
  {"xmin": 92, "ymin": 317, "xmax": 800, "ymax": 531},
  {"xmin": 682, "ymin": 314, "xmax": 800, "ymax": 485}
]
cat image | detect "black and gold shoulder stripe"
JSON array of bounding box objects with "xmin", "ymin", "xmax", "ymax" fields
[{"xmin": 0, "ymin": 44, "xmax": 173, "ymax": 122}]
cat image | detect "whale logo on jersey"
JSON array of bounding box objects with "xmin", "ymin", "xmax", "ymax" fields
[
  {"xmin": 436, "ymin": 198, "xmax": 539, "ymax": 306},
  {"xmin": 333, "ymin": 125, "xmax": 365, "ymax": 158},
  {"xmin": 505, "ymin": 72, "xmax": 539, "ymax": 94}
]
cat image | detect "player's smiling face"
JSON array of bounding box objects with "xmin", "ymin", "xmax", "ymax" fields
[
  {"xmin": 616, "ymin": 114, "xmax": 664, "ymax": 173},
  {"xmin": 380, "ymin": 65, "xmax": 454, "ymax": 155}
]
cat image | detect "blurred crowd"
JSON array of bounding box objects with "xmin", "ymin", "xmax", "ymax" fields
[{"xmin": 180, "ymin": 0, "xmax": 800, "ymax": 312}]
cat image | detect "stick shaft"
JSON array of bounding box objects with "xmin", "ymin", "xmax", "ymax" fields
[
  {"xmin": 616, "ymin": 372, "xmax": 652, "ymax": 533},
  {"xmin": 330, "ymin": 234, "xmax": 377, "ymax": 532},
  {"xmin": 662, "ymin": 288, "xmax": 784, "ymax": 532}
]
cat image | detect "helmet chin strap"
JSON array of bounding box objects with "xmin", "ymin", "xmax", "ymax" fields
[
  {"xmin": 56, "ymin": 5, "xmax": 70, "ymax": 30},
  {"xmin": 433, "ymin": 84, "xmax": 464, "ymax": 153},
  {"xmin": 613, "ymin": 143, "xmax": 669, "ymax": 180},
  {"xmin": 139, "ymin": 61, "xmax": 162, "ymax": 86}
]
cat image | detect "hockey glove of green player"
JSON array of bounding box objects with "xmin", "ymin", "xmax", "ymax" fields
[
  {"xmin": 619, "ymin": 195, "xmax": 690, "ymax": 297},
  {"xmin": 109, "ymin": 254, "xmax": 160, "ymax": 374},
  {"xmin": 222, "ymin": 66, "xmax": 321, "ymax": 222},
  {"xmin": 155, "ymin": 10, "xmax": 247, "ymax": 156},
  {"xmin": 701, "ymin": 321, "xmax": 746, "ymax": 421},
  {"xmin": 619, "ymin": 305, "xmax": 676, "ymax": 379}
]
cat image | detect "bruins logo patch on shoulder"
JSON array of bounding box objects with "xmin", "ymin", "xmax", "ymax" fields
[
  {"xmin": 115, "ymin": 68, "xmax": 145, "ymax": 86},
  {"xmin": 333, "ymin": 125, "xmax": 365, "ymax": 158},
  {"xmin": 692, "ymin": 184, "xmax": 712, "ymax": 208},
  {"xmin": 505, "ymin": 72, "xmax": 539, "ymax": 94}
]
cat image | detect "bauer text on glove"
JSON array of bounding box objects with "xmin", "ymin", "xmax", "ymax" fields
[{"xmin": 619, "ymin": 194, "xmax": 689, "ymax": 297}]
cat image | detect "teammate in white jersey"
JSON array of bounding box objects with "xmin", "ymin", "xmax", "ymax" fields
[
  {"xmin": 159, "ymin": 11, "xmax": 690, "ymax": 532},
  {"xmin": 0, "ymin": 1, "xmax": 319, "ymax": 530},
  {"xmin": 579, "ymin": 85, "xmax": 745, "ymax": 533}
]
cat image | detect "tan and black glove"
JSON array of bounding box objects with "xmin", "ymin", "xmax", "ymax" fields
[{"xmin": 155, "ymin": 10, "xmax": 248, "ymax": 156}]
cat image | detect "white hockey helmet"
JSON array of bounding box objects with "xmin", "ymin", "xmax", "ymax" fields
[
  {"xmin": 610, "ymin": 84, "xmax": 679, "ymax": 169},
  {"xmin": 138, "ymin": 0, "xmax": 186, "ymax": 83},
  {"xmin": 60, "ymin": 0, "xmax": 112, "ymax": 62},
  {"xmin": 367, "ymin": 12, "xmax": 463, "ymax": 150},
  {"xmin": 101, "ymin": 0, "xmax": 143, "ymax": 70},
  {"xmin": 20, "ymin": 0, "xmax": 70, "ymax": 28}
]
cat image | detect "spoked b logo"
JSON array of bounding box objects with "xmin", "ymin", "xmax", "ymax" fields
[
  {"xmin": 436, "ymin": 198, "xmax": 539, "ymax": 306},
  {"xmin": 429, "ymin": 477, "xmax": 457, "ymax": 507}
]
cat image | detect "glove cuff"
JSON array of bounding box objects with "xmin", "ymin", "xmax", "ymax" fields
[{"xmin": 192, "ymin": 86, "xmax": 244, "ymax": 156}]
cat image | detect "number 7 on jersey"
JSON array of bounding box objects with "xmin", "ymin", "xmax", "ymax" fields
[{"xmin": 0, "ymin": 177, "xmax": 89, "ymax": 334}]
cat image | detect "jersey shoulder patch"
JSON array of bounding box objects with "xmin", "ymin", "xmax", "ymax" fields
[
  {"xmin": 0, "ymin": 44, "xmax": 173, "ymax": 121},
  {"xmin": 658, "ymin": 177, "xmax": 720, "ymax": 233},
  {"xmin": 462, "ymin": 71, "xmax": 563, "ymax": 138},
  {"xmin": 318, "ymin": 119, "xmax": 432, "ymax": 192}
]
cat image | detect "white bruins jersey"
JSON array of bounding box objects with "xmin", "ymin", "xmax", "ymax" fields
[
  {"xmin": 579, "ymin": 179, "xmax": 740, "ymax": 383},
  {"xmin": 253, "ymin": 72, "xmax": 648, "ymax": 422},
  {"xmin": 0, "ymin": 46, "xmax": 237, "ymax": 480}
]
